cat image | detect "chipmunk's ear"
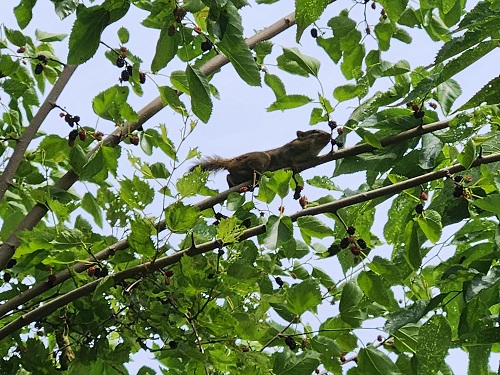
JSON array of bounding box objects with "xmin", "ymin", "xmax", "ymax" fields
[{"xmin": 296, "ymin": 130, "xmax": 305, "ymax": 137}]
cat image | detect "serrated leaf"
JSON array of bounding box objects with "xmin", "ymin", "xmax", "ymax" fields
[
  {"xmin": 117, "ymin": 26, "xmax": 129, "ymax": 44},
  {"xmin": 417, "ymin": 209, "xmax": 442, "ymax": 243},
  {"xmin": 377, "ymin": 0, "xmax": 408, "ymax": 22},
  {"xmin": 457, "ymin": 138, "xmax": 476, "ymax": 168},
  {"xmin": 358, "ymin": 271, "xmax": 399, "ymax": 311},
  {"xmin": 267, "ymin": 94, "xmax": 312, "ymax": 111},
  {"xmin": 472, "ymin": 194, "xmax": 500, "ymax": 217},
  {"xmin": 151, "ymin": 25, "xmax": 180, "ymax": 72},
  {"xmin": 286, "ymin": 279, "xmax": 321, "ymax": 315},
  {"xmin": 262, "ymin": 215, "xmax": 293, "ymax": 250},
  {"xmin": 52, "ymin": 0, "xmax": 79, "ymax": 19},
  {"xmin": 272, "ymin": 350, "xmax": 321, "ymax": 375},
  {"xmin": 14, "ymin": 0, "xmax": 36, "ymax": 29},
  {"xmin": 81, "ymin": 193, "xmax": 103, "ymax": 228},
  {"xmin": 186, "ymin": 64, "xmax": 212, "ymax": 123},
  {"xmin": 69, "ymin": 144, "xmax": 88, "ymax": 175},
  {"xmin": 164, "ymin": 202, "xmax": 200, "ymax": 233},
  {"xmin": 435, "ymin": 79, "xmax": 461, "ymax": 116},
  {"xmin": 216, "ymin": 2, "xmax": 260, "ymax": 86},
  {"xmin": 282, "ymin": 47, "xmax": 320, "ymax": 77},
  {"xmin": 129, "ymin": 217, "xmax": 155, "ymax": 258},
  {"xmin": 295, "ymin": 0, "xmax": 329, "ymax": 42},
  {"xmin": 384, "ymin": 300, "xmax": 428, "ymax": 333},
  {"xmin": 358, "ymin": 347, "xmax": 402, "ymax": 375},
  {"xmin": 297, "ymin": 216, "xmax": 334, "ymax": 243},
  {"xmin": 456, "ymin": 75, "xmax": 500, "ymax": 112},
  {"xmin": 333, "ymin": 84, "xmax": 364, "ymax": 102},
  {"xmin": 316, "ymin": 36, "xmax": 342, "ymax": 63},
  {"xmin": 35, "ymin": 29, "xmax": 67, "ymax": 42},
  {"xmin": 339, "ymin": 281, "xmax": 363, "ymax": 327},
  {"xmin": 404, "ymin": 221, "xmax": 422, "ymax": 270},
  {"xmin": 341, "ymin": 43, "xmax": 364, "ymax": 80},
  {"xmin": 264, "ymin": 73, "xmax": 286, "ymax": 99},
  {"xmin": 416, "ymin": 315, "xmax": 451, "ymax": 375},
  {"xmin": 68, "ymin": 2, "xmax": 130, "ymax": 64},
  {"xmin": 374, "ymin": 21, "xmax": 393, "ymax": 51},
  {"xmin": 158, "ymin": 85, "xmax": 186, "ymax": 114}
]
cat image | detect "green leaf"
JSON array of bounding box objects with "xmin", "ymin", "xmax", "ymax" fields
[
  {"xmin": 358, "ymin": 271, "xmax": 399, "ymax": 312},
  {"xmin": 4, "ymin": 27, "xmax": 27, "ymax": 46},
  {"xmin": 357, "ymin": 347, "xmax": 402, "ymax": 375},
  {"xmin": 176, "ymin": 169, "xmax": 209, "ymax": 197},
  {"xmin": 129, "ymin": 217, "xmax": 156, "ymax": 258},
  {"xmin": 14, "ymin": 0, "xmax": 37, "ymax": 29},
  {"xmin": 464, "ymin": 267, "xmax": 500, "ymax": 302},
  {"xmin": 435, "ymin": 78, "xmax": 461, "ymax": 115},
  {"xmin": 316, "ymin": 36, "xmax": 342, "ymax": 63},
  {"xmin": 282, "ymin": 47, "xmax": 320, "ymax": 78},
  {"xmin": 158, "ymin": 85, "xmax": 186, "ymax": 114},
  {"xmin": 68, "ymin": 2, "xmax": 130, "ymax": 64},
  {"xmin": 384, "ymin": 300, "xmax": 428, "ymax": 333},
  {"xmin": 417, "ymin": 209, "xmax": 442, "ymax": 243},
  {"xmin": 267, "ymin": 95, "xmax": 313, "ymax": 111},
  {"xmin": 339, "ymin": 281, "xmax": 363, "ymax": 327},
  {"xmin": 333, "ymin": 84, "xmax": 365, "ymax": 102},
  {"xmin": 117, "ymin": 26, "xmax": 129, "ymax": 44},
  {"xmin": 151, "ymin": 24, "xmax": 180, "ymax": 72},
  {"xmin": 309, "ymin": 107, "xmax": 326, "ymax": 125},
  {"xmin": 159, "ymin": 124, "xmax": 177, "ymax": 161},
  {"xmin": 266, "ymin": 169, "xmax": 292, "ymax": 198},
  {"xmin": 404, "ymin": 221, "xmax": 422, "ymax": 270},
  {"xmin": 51, "ymin": 0, "xmax": 79, "ymax": 19},
  {"xmin": 416, "ymin": 315, "xmax": 452, "ymax": 375},
  {"xmin": 286, "ymin": 279, "xmax": 321, "ymax": 315},
  {"xmin": 295, "ymin": 0, "xmax": 329, "ymax": 42},
  {"xmin": 264, "ymin": 73, "xmax": 286, "ymax": 99},
  {"xmin": 272, "ymin": 350, "xmax": 321, "ymax": 375},
  {"xmin": 164, "ymin": 202, "xmax": 200, "ymax": 233},
  {"xmin": 119, "ymin": 175, "xmax": 154, "ymax": 210},
  {"xmin": 457, "ymin": 138, "xmax": 476, "ymax": 168},
  {"xmin": 297, "ymin": 216, "xmax": 334, "ymax": 244},
  {"xmin": 456, "ymin": 75, "xmax": 500, "ymax": 112},
  {"xmin": 216, "ymin": 3, "xmax": 260, "ymax": 86},
  {"xmin": 374, "ymin": 21, "xmax": 393, "ymax": 51},
  {"xmin": 376, "ymin": 0, "xmax": 408, "ymax": 22},
  {"xmin": 186, "ymin": 64, "xmax": 212, "ymax": 123},
  {"xmin": 262, "ymin": 215, "xmax": 293, "ymax": 250},
  {"xmin": 341, "ymin": 43, "xmax": 364, "ymax": 80},
  {"xmin": 81, "ymin": 193, "xmax": 103, "ymax": 228},
  {"xmin": 35, "ymin": 29, "xmax": 67, "ymax": 42},
  {"xmin": 69, "ymin": 144, "xmax": 88, "ymax": 175},
  {"xmin": 92, "ymin": 85, "xmax": 132, "ymax": 122},
  {"xmin": 472, "ymin": 194, "xmax": 500, "ymax": 217},
  {"xmin": 80, "ymin": 147, "xmax": 104, "ymax": 181}
]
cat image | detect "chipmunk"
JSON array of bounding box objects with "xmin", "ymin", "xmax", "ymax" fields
[{"xmin": 190, "ymin": 129, "xmax": 331, "ymax": 187}]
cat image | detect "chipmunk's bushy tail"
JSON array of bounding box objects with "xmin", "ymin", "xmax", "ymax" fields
[{"xmin": 189, "ymin": 156, "xmax": 229, "ymax": 173}]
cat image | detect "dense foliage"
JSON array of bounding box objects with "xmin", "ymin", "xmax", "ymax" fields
[{"xmin": 0, "ymin": 0, "xmax": 499, "ymax": 374}]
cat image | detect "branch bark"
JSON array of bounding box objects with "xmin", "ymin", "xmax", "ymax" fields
[
  {"xmin": 0, "ymin": 64, "xmax": 78, "ymax": 202},
  {"xmin": 0, "ymin": 12, "xmax": 297, "ymax": 269},
  {"xmin": 0, "ymin": 117, "xmax": 451, "ymax": 318},
  {"xmin": 1, "ymin": 151, "xmax": 499, "ymax": 340}
]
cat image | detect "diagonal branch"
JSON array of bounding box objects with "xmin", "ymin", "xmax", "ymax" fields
[
  {"xmin": 0, "ymin": 12, "xmax": 297, "ymax": 270},
  {"xmin": 0, "ymin": 117, "xmax": 451, "ymax": 318},
  {"xmin": 0, "ymin": 64, "xmax": 78, "ymax": 202},
  {"xmin": 1, "ymin": 150, "xmax": 499, "ymax": 340}
]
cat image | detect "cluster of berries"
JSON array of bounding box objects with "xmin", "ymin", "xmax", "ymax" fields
[
  {"xmin": 60, "ymin": 112, "xmax": 104, "ymax": 146},
  {"xmin": 115, "ymin": 47, "xmax": 146, "ymax": 84},
  {"xmin": 33, "ymin": 54, "xmax": 47, "ymax": 75},
  {"xmin": 87, "ymin": 266, "xmax": 109, "ymax": 278},
  {"xmin": 328, "ymin": 226, "xmax": 367, "ymax": 258},
  {"xmin": 451, "ymin": 175, "xmax": 472, "ymax": 198},
  {"xmin": 284, "ymin": 336, "xmax": 297, "ymax": 350},
  {"xmin": 415, "ymin": 190, "xmax": 428, "ymax": 214},
  {"xmin": 328, "ymin": 120, "xmax": 344, "ymax": 148}
]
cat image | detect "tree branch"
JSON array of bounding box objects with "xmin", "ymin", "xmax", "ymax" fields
[
  {"xmin": 0, "ymin": 12, "xmax": 297, "ymax": 270},
  {"xmin": 0, "ymin": 117, "xmax": 451, "ymax": 318},
  {"xmin": 0, "ymin": 117, "xmax": 452, "ymax": 318},
  {"xmin": 0, "ymin": 64, "xmax": 78, "ymax": 202},
  {"xmin": 1, "ymin": 151, "xmax": 499, "ymax": 340}
]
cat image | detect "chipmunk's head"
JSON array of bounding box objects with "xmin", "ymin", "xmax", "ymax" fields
[{"xmin": 296, "ymin": 129, "xmax": 331, "ymax": 152}]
